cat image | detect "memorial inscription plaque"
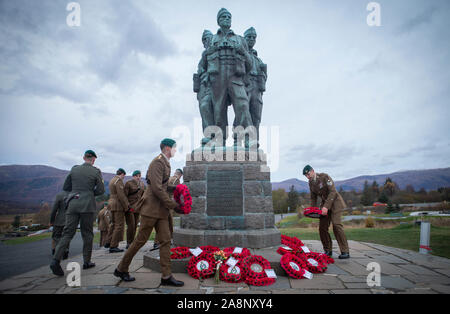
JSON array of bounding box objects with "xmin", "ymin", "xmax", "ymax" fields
[{"xmin": 207, "ymin": 170, "xmax": 243, "ymax": 217}]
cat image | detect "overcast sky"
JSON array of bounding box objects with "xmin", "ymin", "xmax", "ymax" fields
[{"xmin": 0, "ymin": 0, "xmax": 449, "ymax": 182}]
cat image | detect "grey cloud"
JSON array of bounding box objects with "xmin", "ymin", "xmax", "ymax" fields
[
  {"xmin": 284, "ymin": 143, "xmax": 360, "ymax": 166},
  {"xmin": 0, "ymin": 0, "xmax": 177, "ymax": 103},
  {"xmin": 397, "ymin": 6, "xmax": 437, "ymax": 34}
]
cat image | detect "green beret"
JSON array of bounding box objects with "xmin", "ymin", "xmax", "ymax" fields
[
  {"xmin": 84, "ymin": 150, "xmax": 97, "ymax": 158},
  {"xmin": 302, "ymin": 165, "xmax": 313, "ymax": 175},
  {"xmin": 104, "ymin": 202, "xmax": 108, "ymax": 205},
  {"xmin": 244, "ymin": 27, "xmax": 257, "ymax": 37},
  {"xmin": 132, "ymin": 170, "xmax": 141, "ymax": 177},
  {"xmin": 161, "ymin": 138, "xmax": 176, "ymax": 148},
  {"xmin": 176, "ymin": 168, "xmax": 183, "ymax": 175},
  {"xmin": 217, "ymin": 8, "xmax": 231, "ymax": 24},
  {"xmin": 202, "ymin": 29, "xmax": 213, "ymax": 40},
  {"xmin": 117, "ymin": 168, "xmax": 126, "ymax": 175}
]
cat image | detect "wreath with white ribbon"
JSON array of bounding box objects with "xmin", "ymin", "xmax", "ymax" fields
[{"xmin": 187, "ymin": 253, "xmax": 216, "ymax": 279}]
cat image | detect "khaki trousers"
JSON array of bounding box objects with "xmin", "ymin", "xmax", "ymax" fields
[
  {"xmin": 110, "ymin": 211, "xmax": 125, "ymax": 248},
  {"xmin": 125, "ymin": 211, "xmax": 140, "ymax": 245},
  {"xmin": 118, "ymin": 216, "xmax": 171, "ymax": 277},
  {"xmin": 319, "ymin": 208, "xmax": 349, "ymax": 253}
]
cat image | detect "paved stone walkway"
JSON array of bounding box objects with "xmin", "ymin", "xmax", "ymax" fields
[{"xmin": 0, "ymin": 240, "xmax": 449, "ymax": 294}]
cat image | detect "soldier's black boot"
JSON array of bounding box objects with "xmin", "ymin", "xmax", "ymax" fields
[
  {"xmin": 104, "ymin": 243, "xmax": 110, "ymax": 248},
  {"xmin": 109, "ymin": 247, "xmax": 124, "ymax": 253},
  {"xmin": 114, "ymin": 269, "xmax": 135, "ymax": 282},
  {"xmin": 338, "ymin": 252, "xmax": 350, "ymax": 259},
  {"xmin": 151, "ymin": 242, "xmax": 160, "ymax": 251},
  {"xmin": 83, "ymin": 261, "xmax": 96, "ymax": 269},
  {"xmin": 50, "ymin": 259, "xmax": 64, "ymax": 277},
  {"xmin": 324, "ymin": 250, "xmax": 332, "ymax": 257},
  {"xmin": 161, "ymin": 276, "xmax": 184, "ymax": 287},
  {"xmin": 63, "ymin": 251, "xmax": 69, "ymax": 260}
]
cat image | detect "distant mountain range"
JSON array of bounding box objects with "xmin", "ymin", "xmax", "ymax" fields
[
  {"xmin": 0, "ymin": 165, "xmax": 133, "ymax": 213},
  {"xmin": 0, "ymin": 165, "xmax": 449, "ymax": 214},
  {"xmin": 272, "ymin": 168, "xmax": 450, "ymax": 192}
]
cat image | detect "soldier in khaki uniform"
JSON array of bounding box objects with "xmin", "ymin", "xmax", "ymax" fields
[
  {"xmin": 152, "ymin": 168, "xmax": 183, "ymax": 251},
  {"xmin": 50, "ymin": 190, "xmax": 69, "ymax": 259},
  {"xmin": 50, "ymin": 150, "xmax": 105, "ymax": 276},
  {"xmin": 303, "ymin": 165, "xmax": 350, "ymax": 259},
  {"xmin": 114, "ymin": 138, "xmax": 184, "ymax": 286},
  {"xmin": 97, "ymin": 202, "xmax": 112, "ymax": 247},
  {"xmin": 124, "ymin": 170, "xmax": 145, "ymax": 249},
  {"xmin": 108, "ymin": 168, "xmax": 129, "ymax": 253}
]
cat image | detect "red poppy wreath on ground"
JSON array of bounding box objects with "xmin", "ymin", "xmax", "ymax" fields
[
  {"xmin": 173, "ymin": 184, "xmax": 192, "ymax": 215},
  {"xmin": 280, "ymin": 253, "xmax": 308, "ymax": 279},
  {"xmin": 242, "ymin": 255, "xmax": 276, "ymax": 286},
  {"xmin": 281, "ymin": 234, "xmax": 305, "ymax": 249},
  {"xmin": 223, "ymin": 247, "xmax": 252, "ymax": 260},
  {"xmin": 170, "ymin": 247, "xmax": 192, "ymax": 260},
  {"xmin": 187, "ymin": 253, "xmax": 217, "ymax": 279},
  {"xmin": 303, "ymin": 207, "xmax": 325, "ymax": 218},
  {"xmin": 199, "ymin": 245, "xmax": 220, "ymax": 254},
  {"xmin": 219, "ymin": 258, "xmax": 247, "ymax": 283}
]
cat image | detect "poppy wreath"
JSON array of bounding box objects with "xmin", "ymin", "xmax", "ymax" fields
[
  {"xmin": 219, "ymin": 259, "xmax": 247, "ymax": 283},
  {"xmin": 297, "ymin": 253, "xmax": 327, "ymax": 273},
  {"xmin": 223, "ymin": 247, "xmax": 251, "ymax": 260},
  {"xmin": 280, "ymin": 253, "xmax": 308, "ymax": 279},
  {"xmin": 304, "ymin": 207, "xmax": 325, "ymax": 219},
  {"xmin": 187, "ymin": 253, "xmax": 217, "ymax": 279},
  {"xmin": 276, "ymin": 246, "xmax": 298, "ymax": 256},
  {"xmin": 173, "ymin": 184, "xmax": 192, "ymax": 215},
  {"xmin": 281, "ymin": 235, "xmax": 305, "ymax": 250},
  {"xmin": 306, "ymin": 252, "xmax": 334, "ymax": 266},
  {"xmin": 199, "ymin": 245, "xmax": 220, "ymax": 254},
  {"xmin": 170, "ymin": 247, "xmax": 192, "ymax": 260},
  {"xmin": 242, "ymin": 255, "xmax": 276, "ymax": 286}
]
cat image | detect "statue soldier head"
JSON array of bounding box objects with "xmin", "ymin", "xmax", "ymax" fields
[
  {"xmin": 202, "ymin": 30, "xmax": 213, "ymax": 49},
  {"xmin": 244, "ymin": 27, "xmax": 257, "ymax": 49},
  {"xmin": 217, "ymin": 8, "xmax": 232, "ymax": 29}
]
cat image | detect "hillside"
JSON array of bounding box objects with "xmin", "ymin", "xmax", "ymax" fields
[
  {"xmin": 272, "ymin": 168, "xmax": 450, "ymax": 192},
  {"xmin": 0, "ymin": 165, "xmax": 133, "ymax": 212}
]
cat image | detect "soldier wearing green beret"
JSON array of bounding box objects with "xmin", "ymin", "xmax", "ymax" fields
[
  {"xmin": 152, "ymin": 168, "xmax": 183, "ymax": 251},
  {"xmin": 303, "ymin": 165, "xmax": 350, "ymax": 259},
  {"xmin": 115, "ymin": 139, "xmax": 184, "ymax": 286},
  {"xmin": 124, "ymin": 170, "xmax": 145, "ymax": 249},
  {"xmin": 50, "ymin": 150, "xmax": 105, "ymax": 276},
  {"xmin": 108, "ymin": 168, "xmax": 129, "ymax": 253}
]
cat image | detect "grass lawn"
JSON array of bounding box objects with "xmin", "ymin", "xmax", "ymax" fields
[{"xmin": 280, "ymin": 223, "xmax": 450, "ymax": 259}]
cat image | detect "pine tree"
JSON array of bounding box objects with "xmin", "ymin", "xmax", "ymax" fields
[
  {"xmin": 360, "ymin": 180, "xmax": 373, "ymax": 206},
  {"xmin": 287, "ymin": 185, "xmax": 299, "ymax": 212}
]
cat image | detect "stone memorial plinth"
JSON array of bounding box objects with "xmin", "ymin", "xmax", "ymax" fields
[{"xmin": 172, "ymin": 147, "xmax": 281, "ymax": 248}]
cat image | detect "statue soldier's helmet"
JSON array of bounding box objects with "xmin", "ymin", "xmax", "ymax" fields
[
  {"xmin": 244, "ymin": 27, "xmax": 257, "ymax": 38},
  {"xmin": 202, "ymin": 30, "xmax": 213, "ymax": 40},
  {"xmin": 217, "ymin": 8, "xmax": 231, "ymax": 23}
]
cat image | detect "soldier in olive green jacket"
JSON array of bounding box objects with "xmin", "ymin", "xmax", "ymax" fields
[
  {"xmin": 115, "ymin": 139, "xmax": 184, "ymax": 286},
  {"xmin": 303, "ymin": 165, "xmax": 350, "ymax": 259},
  {"xmin": 50, "ymin": 150, "xmax": 105, "ymax": 276},
  {"xmin": 50, "ymin": 190, "xmax": 69, "ymax": 258}
]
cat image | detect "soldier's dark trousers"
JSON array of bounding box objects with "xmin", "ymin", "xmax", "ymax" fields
[
  {"xmin": 52, "ymin": 225, "xmax": 69, "ymax": 253},
  {"xmin": 54, "ymin": 213, "xmax": 95, "ymax": 262},
  {"xmin": 319, "ymin": 209, "xmax": 349, "ymax": 253},
  {"xmin": 111, "ymin": 211, "xmax": 125, "ymax": 248},
  {"xmin": 118, "ymin": 216, "xmax": 171, "ymax": 278}
]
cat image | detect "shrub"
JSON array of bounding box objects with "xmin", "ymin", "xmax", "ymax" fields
[{"xmin": 365, "ymin": 217, "xmax": 375, "ymax": 228}]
